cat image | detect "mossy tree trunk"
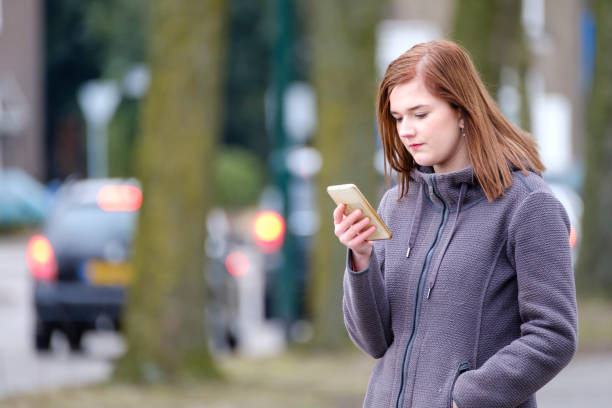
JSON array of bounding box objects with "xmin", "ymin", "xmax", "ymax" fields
[
  {"xmin": 113, "ymin": 0, "xmax": 226, "ymax": 382},
  {"xmin": 577, "ymin": 0, "xmax": 612, "ymax": 298},
  {"xmin": 452, "ymin": 0, "xmax": 530, "ymax": 130},
  {"xmin": 305, "ymin": 1, "xmax": 383, "ymax": 348}
]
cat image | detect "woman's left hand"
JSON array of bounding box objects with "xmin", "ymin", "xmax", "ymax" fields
[{"xmin": 452, "ymin": 401, "xmax": 458, "ymax": 408}]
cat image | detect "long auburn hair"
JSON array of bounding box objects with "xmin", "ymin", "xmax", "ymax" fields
[{"xmin": 377, "ymin": 40, "xmax": 544, "ymax": 201}]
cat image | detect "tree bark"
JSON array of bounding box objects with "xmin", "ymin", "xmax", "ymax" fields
[
  {"xmin": 306, "ymin": 0, "xmax": 383, "ymax": 348},
  {"xmin": 452, "ymin": 0, "xmax": 530, "ymax": 130},
  {"xmin": 113, "ymin": 0, "xmax": 226, "ymax": 382},
  {"xmin": 577, "ymin": 0, "xmax": 612, "ymax": 297}
]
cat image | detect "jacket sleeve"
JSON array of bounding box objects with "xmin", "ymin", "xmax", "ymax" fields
[
  {"xmin": 343, "ymin": 190, "xmax": 393, "ymax": 359},
  {"xmin": 453, "ymin": 191, "xmax": 578, "ymax": 408}
]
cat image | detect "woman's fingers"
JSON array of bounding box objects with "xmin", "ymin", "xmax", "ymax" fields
[
  {"xmin": 333, "ymin": 205, "xmax": 377, "ymax": 250},
  {"xmin": 332, "ymin": 204, "xmax": 376, "ymax": 268},
  {"xmin": 337, "ymin": 213, "xmax": 365, "ymax": 240},
  {"xmin": 339, "ymin": 216, "xmax": 372, "ymax": 244},
  {"xmin": 334, "ymin": 207, "xmax": 361, "ymax": 236},
  {"xmin": 346, "ymin": 225, "xmax": 377, "ymax": 248},
  {"xmin": 340, "ymin": 208, "xmax": 363, "ymax": 229},
  {"xmin": 333, "ymin": 203, "xmax": 345, "ymax": 224}
]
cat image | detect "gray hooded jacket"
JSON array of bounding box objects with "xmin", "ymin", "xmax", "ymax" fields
[{"xmin": 343, "ymin": 165, "xmax": 577, "ymax": 408}]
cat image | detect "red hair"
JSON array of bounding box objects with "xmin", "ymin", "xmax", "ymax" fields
[{"xmin": 377, "ymin": 40, "xmax": 544, "ymax": 201}]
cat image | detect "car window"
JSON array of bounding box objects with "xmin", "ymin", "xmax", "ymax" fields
[{"xmin": 45, "ymin": 206, "xmax": 137, "ymax": 259}]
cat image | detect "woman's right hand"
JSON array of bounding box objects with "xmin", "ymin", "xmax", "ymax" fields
[{"xmin": 333, "ymin": 203, "xmax": 377, "ymax": 271}]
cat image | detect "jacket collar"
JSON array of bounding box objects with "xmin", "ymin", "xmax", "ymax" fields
[{"xmin": 410, "ymin": 165, "xmax": 485, "ymax": 209}]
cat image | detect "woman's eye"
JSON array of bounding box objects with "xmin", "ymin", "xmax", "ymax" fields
[
  {"xmin": 393, "ymin": 116, "xmax": 402, "ymax": 123},
  {"xmin": 415, "ymin": 112, "xmax": 428, "ymax": 119}
]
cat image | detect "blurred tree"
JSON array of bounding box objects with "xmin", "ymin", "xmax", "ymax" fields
[
  {"xmin": 305, "ymin": 0, "xmax": 383, "ymax": 348},
  {"xmin": 80, "ymin": 1, "xmax": 147, "ymax": 79},
  {"xmin": 452, "ymin": 0, "xmax": 531, "ymax": 130},
  {"xmin": 45, "ymin": 0, "xmax": 147, "ymax": 180},
  {"xmin": 82, "ymin": 0, "xmax": 148, "ymax": 178},
  {"xmin": 222, "ymin": 0, "xmax": 271, "ymax": 158},
  {"xmin": 577, "ymin": 0, "xmax": 612, "ymax": 298},
  {"xmin": 113, "ymin": 0, "xmax": 226, "ymax": 382},
  {"xmin": 212, "ymin": 146, "xmax": 266, "ymax": 209},
  {"xmin": 45, "ymin": 0, "xmax": 101, "ymax": 180},
  {"xmin": 108, "ymin": 98, "xmax": 140, "ymax": 177},
  {"xmin": 47, "ymin": 0, "xmax": 271, "ymax": 180}
]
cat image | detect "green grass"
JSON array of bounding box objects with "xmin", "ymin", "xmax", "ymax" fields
[{"xmin": 577, "ymin": 296, "xmax": 612, "ymax": 353}]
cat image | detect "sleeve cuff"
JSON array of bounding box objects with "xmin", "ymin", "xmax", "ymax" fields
[{"xmin": 346, "ymin": 248, "xmax": 376, "ymax": 275}]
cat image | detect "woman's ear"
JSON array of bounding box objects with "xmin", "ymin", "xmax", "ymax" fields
[{"xmin": 456, "ymin": 108, "xmax": 464, "ymax": 128}]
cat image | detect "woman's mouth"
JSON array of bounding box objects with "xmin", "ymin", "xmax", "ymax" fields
[{"xmin": 409, "ymin": 143, "xmax": 424, "ymax": 150}]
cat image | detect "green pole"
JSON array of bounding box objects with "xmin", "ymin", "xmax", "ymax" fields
[{"xmin": 272, "ymin": 0, "xmax": 296, "ymax": 332}]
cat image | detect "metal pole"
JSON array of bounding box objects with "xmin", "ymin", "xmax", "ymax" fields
[
  {"xmin": 86, "ymin": 124, "xmax": 108, "ymax": 178},
  {"xmin": 78, "ymin": 80, "xmax": 119, "ymax": 179},
  {"xmin": 86, "ymin": 126, "xmax": 97, "ymax": 178},
  {"xmin": 272, "ymin": 0, "xmax": 297, "ymax": 331}
]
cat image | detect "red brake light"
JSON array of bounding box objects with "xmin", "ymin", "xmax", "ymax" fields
[
  {"xmin": 27, "ymin": 235, "xmax": 57, "ymax": 281},
  {"xmin": 569, "ymin": 225, "xmax": 577, "ymax": 248},
  {"xmin": 225, "ymin": 251, "xmax": 250, "ymax": 277},
  {"xmin": 97, "ymin": 185, "xmax": 142, "ymax": 212},
  {"xmin": 252, "ymin": 211, "xmax": 285, "ymax": 253}
]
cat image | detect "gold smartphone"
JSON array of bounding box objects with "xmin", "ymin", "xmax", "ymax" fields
[{"xmin": 327, "ymin": 184, "xmax": 392, "ymax": 241}]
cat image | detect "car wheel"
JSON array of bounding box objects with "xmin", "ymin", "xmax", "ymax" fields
[
  {"xmin": 35, "ymin": 321, "xmax": 52, "ymax": 352},
  {"xmin": 66, "ymin": 326, "xmax": 84, "ymax": 352}
]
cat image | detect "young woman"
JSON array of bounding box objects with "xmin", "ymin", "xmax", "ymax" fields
[{"xmin": 333, "ymin": 40, "xmax": 577, "ymax": 408}]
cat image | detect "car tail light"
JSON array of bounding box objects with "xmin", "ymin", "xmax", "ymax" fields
[
  {"xmin": 26, "ymin": 235, "xmax": 57, "ymax": 281},
  {"xmin": 225, "ymin": 251, "xmax": 250, "ymax": 277},
  {"xmin": 97, "ymin": 185, "xmax": 142, "ymax": 212},
  {"xmin": 569, "ymin": 224, "xmax": 577, "ymax": 248}
]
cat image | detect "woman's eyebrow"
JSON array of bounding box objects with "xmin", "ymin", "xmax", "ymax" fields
[{"xmin": 390, "ymin": 104, "xmax": 430, "ymax": 115}]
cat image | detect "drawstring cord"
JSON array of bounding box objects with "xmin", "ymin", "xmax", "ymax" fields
[
  {"xmin": 406, "ymin": 183, "xmax": 424, "ymax": 258},
  {"xmin": 425, "ymin": 182, "xmax": 468, "ymax": 299}
]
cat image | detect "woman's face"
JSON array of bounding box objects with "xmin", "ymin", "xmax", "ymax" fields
[{"xmin": 389, "ymin": 76, "xmax": 469, "ymax": 174}]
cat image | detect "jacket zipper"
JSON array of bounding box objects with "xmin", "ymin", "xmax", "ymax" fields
[
  {"xmin": 449, "ymin": 362, "xmax": 470, "ymax": 408},
  {"xmin": 395, "ymin": 182, "xmax": 448, "ymax": 408}
]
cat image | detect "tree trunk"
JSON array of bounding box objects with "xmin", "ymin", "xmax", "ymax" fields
[
  {"xmin": 113, "ymin": 0, "xmax": 226, "ymax": 382},
  {"xmin": 577, "ymin": 0, "xmax": 612, "ymax": 297},
  {"xmin": 306, "ymin": 1, "xmax": 383, "ymax": 348},
  {"xmin": 452, "ymin": 0, "xmax": 530, "ymax": 130},
  {"xmin": 452, "ymin": 0, "xmax": 498, "ymax": 91}
]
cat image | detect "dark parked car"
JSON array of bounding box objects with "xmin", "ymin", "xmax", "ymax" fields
[{"xmin": 27, "ymin": 178, "xmax": 141, "ymax": 351}]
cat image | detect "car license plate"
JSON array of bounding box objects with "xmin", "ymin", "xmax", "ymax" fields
[{"xmin": 86, "ymin": 261, "xmax": 132, "ymax": 286}]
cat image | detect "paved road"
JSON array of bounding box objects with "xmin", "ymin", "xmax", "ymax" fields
[
  {"xmin": 0, "ymin": 233, "xmax": 610, "ymax": 405},
  {"xmin": 538, "ymin": 353, "xmax": 612, "ymax": 407}
]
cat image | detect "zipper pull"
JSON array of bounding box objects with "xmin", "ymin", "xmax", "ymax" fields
[
  {"xmin": 406, "ymin": 247, "xmax": 411, "ymax": 257},
  {"xmin": 426, "ymin": 286, "xmax": 432, "ymax": 299}
]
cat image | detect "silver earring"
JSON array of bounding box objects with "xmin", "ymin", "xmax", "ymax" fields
[{"xmin": 460, "ymin": 127, "xmax": 466, "ymax": 137}]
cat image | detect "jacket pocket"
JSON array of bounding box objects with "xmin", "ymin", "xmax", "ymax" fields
[{"xmin": 449, "ymin": 362, "xmax": 470, "ymax": 408}]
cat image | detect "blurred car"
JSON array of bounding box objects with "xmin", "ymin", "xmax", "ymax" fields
[
  {"xmin": 0, "ymin": 167, "xmax": 48, "ymax": 227},
  {"xmin": 27, "ymin": 178, "xmax": 141, "ymax": 352}
]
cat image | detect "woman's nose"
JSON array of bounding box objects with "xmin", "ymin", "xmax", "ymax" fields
[{"xmin": 398, "ymin": 119, "xmax": 415, "ymax": 138}]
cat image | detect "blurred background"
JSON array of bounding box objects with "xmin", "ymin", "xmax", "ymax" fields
[{"xmin": 0, "ymin": 0, "xmax": 611, "ymax": 407}]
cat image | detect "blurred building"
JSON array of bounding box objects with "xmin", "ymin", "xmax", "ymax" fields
[{"xmin": 0, "ymin": 0, "xmax": 44, "ymax": 180}]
